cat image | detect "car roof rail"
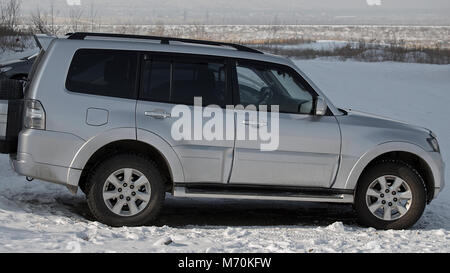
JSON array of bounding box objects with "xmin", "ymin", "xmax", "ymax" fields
[{"xmin": 66, "ymin": 32, "xmax": 262, "ymax": 54}]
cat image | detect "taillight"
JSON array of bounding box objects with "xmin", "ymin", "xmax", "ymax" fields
[{"xmin": 23, "ymin": 99, "xmax": 45, "ymax": 130}]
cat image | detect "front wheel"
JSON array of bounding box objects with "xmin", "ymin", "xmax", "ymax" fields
[
  {"xmin": 355, "ymin": 160, "xmax": 427, "ymax": 230},
  {"xmin": 86, "ymin": 154, "xmax": 165, "ymax": 227}
]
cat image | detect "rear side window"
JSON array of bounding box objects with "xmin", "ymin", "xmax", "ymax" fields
[
  {"xmin": 140, "ymin": 57, "xmax": 227, "ymax": 107},
  {"xmin": 141, "ymin": 60, "xmax": 171, "ymax": 103},
  {"xmin": 66, "ymin": 49, "xmax": 138, "ymax": 99},
  {"xmin": 172, "ymin": 62, "xmax": 226, "ymax": 106}
]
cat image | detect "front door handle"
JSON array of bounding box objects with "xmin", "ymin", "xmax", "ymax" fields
[
  {"xmin": 242, "ymin": 120, "xmax": 267, "ymax": 127},
  {"xmin": 144, "ymin": 111, "xmax": 171, "ymax": 119}
]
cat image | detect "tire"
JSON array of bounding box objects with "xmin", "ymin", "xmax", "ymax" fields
[
  {"xmin": 86, "ymin": 154, "xmax": 165, "ymax": 227},
  {"xmin": 0, "ymin": 79, "xmax": 23, "ymax": 100},
  {"xmin": 355, "ymin": 160, "xmax": 427, "ymax": 230}
]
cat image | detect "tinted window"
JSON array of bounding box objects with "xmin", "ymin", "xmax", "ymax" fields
[
  {"xmin": 141, "ymin": 60, "xmax": 171, "ymax": 102},
  {"xmin": 141, "ymin": 58, "xmax": 226, "ymax": 106},
  {"xmin": 236, "ymin": 62, "xmax": 314, "ymax": 114},
  {"xmin": 172, "ymin": 61, "xmax": 226, "ymax": 106},
  {"xmin": 66, "ymin": 49, "xmax": 138, "ymax": 99}
]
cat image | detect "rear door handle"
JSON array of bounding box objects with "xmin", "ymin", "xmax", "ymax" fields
[{"xmin": 144, "ymin": 111, "xmax": 171, "ymax": 119}]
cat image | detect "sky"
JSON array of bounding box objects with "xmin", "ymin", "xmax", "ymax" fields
[{"xmin": 18, "ymin": 0, "xmax": 450, "ymax": 25}]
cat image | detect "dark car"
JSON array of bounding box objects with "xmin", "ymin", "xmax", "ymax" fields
[{"xmin": 0, "ymin": 53, "xmax": 37, "ymax": 82}]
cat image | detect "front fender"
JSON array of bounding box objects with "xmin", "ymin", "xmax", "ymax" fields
[{"xmin": 340, "ymin": 141, "xmax": 439, "ymax": 190}]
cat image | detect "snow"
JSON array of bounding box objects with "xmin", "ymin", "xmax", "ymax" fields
[
  {"xmin": 0, "ymin": 37, "xmax": 38, "ymax": 63},
  {"xmin": 0, "ymin": 59, "xmax": 449, "ymax": 252}
]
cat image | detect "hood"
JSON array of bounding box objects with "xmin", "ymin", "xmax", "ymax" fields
[
  {"xmin": 336, "ymin": 107, "xmax": 436, "ymax": 153},
  {"xmin": 342, "ymin": 108, "xmax": 431, "ymax": 135}
]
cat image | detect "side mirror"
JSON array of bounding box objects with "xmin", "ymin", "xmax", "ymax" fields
[{"xmin": 315, "ymin": 97, "xmax": 327, "ymax": 116}]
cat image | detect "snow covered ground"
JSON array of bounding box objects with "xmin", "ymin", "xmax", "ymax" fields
[
  {"xmin": 0, "ymin": 60, "xmax": 449, "ymax": 252},
  {"xmin": 0, "ymin": 36, "xmax": 37, "ymax": 63}
]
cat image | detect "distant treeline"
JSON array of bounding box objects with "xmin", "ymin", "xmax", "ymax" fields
[{"xmin": 248, "ymin": 40, "xmax": 450, "ymax": 65}]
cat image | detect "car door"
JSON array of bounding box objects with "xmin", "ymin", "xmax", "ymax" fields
[
  {"xmin": 136, "ymin": 53, "xmax": 234, "ymax": 183},
  {"xmin": 229, "ymin": 60, "xmax": 341, "ymax": 188}
]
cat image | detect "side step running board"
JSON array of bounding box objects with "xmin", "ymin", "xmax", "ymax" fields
[{"xmin": 173, "ymin": 185, "xmax": 354, "ymax": 203}]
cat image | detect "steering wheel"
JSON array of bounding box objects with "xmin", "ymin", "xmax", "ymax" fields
[{"xmin": 257, "ymin": 86, "xmax": 273, "ymax": 105}]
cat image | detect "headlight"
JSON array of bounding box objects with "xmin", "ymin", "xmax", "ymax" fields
[
  {"xmin": 427, "ymin": 132, "xmax": 440, "ymax": 152},
  {"xmin": 0, "ymin": 66, "xmax": 12, "ymax": 73}
]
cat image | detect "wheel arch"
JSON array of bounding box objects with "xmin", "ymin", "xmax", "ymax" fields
[
  {"xmin": 345, "ymin": 142, "xmax": 436, "ymax": 202},
  {"xmin": 67, "ymin": 128, "xmax": 184, "ymax": 193}
]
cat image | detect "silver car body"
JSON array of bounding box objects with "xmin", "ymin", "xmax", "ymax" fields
[{"xmin": 10, "ymin": 35, "xmax": 445, "ymax": 203}]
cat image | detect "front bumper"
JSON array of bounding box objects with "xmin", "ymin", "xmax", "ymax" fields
[{"xmin": 428, "ymin": 151, "xmax": 445, "ymax": 200}]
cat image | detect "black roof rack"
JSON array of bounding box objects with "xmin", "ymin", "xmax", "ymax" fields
[{"xmin": 66, "ymin": 32, "xmax": 262, "ymax": 54}]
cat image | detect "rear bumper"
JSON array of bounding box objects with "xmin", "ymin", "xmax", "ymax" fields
[
  {"xmin": 10, "ymin": 152, "xmax": 81, "ymax": 193},
  {"xmin": 9, "ymin": 129, "xmax": 87, "ymax": 193}
]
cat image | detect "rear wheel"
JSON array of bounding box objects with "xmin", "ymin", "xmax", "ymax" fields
[
  {"xmin": 355, "ymin": 160, "xmax": 427, "ymax": 230},
  {"xmin": 86, "ymin": 154, "xmax": 165, "ymax": 227}
]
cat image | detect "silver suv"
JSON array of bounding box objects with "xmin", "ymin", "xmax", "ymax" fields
[{"xmin": 0, "ymin": 33, "xmax": 445, "ymax": 229}]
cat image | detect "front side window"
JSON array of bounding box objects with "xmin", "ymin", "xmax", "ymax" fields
[
  {"xmin": 66, "ymin": 49, "xmax": 138, "ymax": 99},
  {"xmin": 141, "ymin": 57, "xmax": 227, "ymax": 107},
  {"xmin": 236, "ymin": 62, "xmax": 314, "ymax": 114}
]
